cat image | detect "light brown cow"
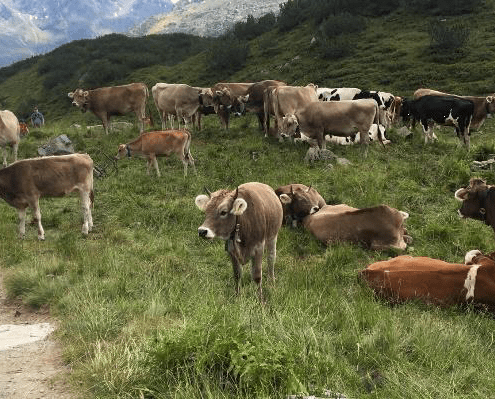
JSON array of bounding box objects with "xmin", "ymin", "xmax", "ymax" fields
[
  {"xmin": 283, "ymin": 99, "xmax": 384, "ymax": 151},
  {"xmin": 115, "ymin": 130, "xmax": 195, "ymax": 177},
  {"xmin": 152, "ymin": 83, "xmax": 203, "ymax": 130},
  {"xmin": 0, "ymin": 154, "xmax": 94, "ymax": 240},
  {"xmin": 244, "ymin": 80, "xmax": 287, "ymax": 131},
  {"xmin": 413, "ymin": 88, "xmax": 495, "ymax": 130},
  {"xmin": 0, "ymin": 110, "xmax": 21, "ymax": 167},
  {"xmin": 303, "ymin": 204, "xmax": 411, "ymax": 250},
  {"xmin": 195, "ymin": 182, "xmax": 283, "ymax": 301},
  {"xmin": 207, "ymin": 82, "xmax": 253, "ymax": 129},
  {"xmin": 266, "ymin": 83, "xmax": 319, "ymax": 138},
  {"xmin": 359, "ymin": 250, "xmax": 495, "ymax": 310},
  {"xmin": 275, "ymin": 183, "xmax": 326, "ymax": 226},
  {"xmin": 68, "ymin": 83, "xmax": 149, "ymax": 135}
]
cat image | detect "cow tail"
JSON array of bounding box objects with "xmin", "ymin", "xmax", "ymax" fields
[
  {"xmin": 374, "ymin": 104, "xmax": 386, "ymax": 149},
  {"xmin": 263, "ymin": 89, "xmax": 271, "ymax": 134},
  {"xmin": 184, "ymin": 130, "xmax": 193, "ymax": 160}
]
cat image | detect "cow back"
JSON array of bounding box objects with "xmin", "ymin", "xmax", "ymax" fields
[{"xmin": 88, "ymin": 83, "xmax": 147, "ymax": 115}]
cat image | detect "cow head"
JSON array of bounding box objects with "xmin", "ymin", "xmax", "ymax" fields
[
  {"xmin": 485, "ymin": 95, "xmax": 495, "ymax": 115},
  {"xmin": 68, "ymin": 89, "xmax": 90, "ymax": 112},
  {"xmin": 196, "ymin": 188, "xmax": 247, "ymax": 240},
  {"xmin": 278, "ymin": 185, "xmax": 322, "ymax": 225},
  {"xmin": 281, "ymin": 114, "xmax": 299, "ymax": 137},
  {"xmin": 212, "ymin": 88, "xmax": 248, "ymax": 115},
  {"xmin": 399, "ymin": 98, "xmax": 412, "ymax": 122},
  {"xmin": 19, "ymin": 122, "xmax": 29, "ymax": 137},
  {"xmin": 198, "ymin": 88, "xmax": 214, "ymax": 107},
  {"xmin": 455, "ymin": 178, "xmax": 494, "ymax": 223}
]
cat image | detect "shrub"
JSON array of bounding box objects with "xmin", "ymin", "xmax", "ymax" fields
[
  {"xmin": 320, "ymin": 13, "xmax": 367, "ymax": 38},
  {"xmin": 427, "ymin": 22, "xmax": 470, "ymax": 58},
  {"xmin": 206, "ymin": 38, "xmax": 249, "ymax": 76},
  {"xmin": 406, "ymin": 0, "xmax": 481, "ymax": 15}
]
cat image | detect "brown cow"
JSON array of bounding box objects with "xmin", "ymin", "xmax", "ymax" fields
[
  {"xmin": 413, "ymin": 88, "xmax": 495, "ymax": 130},
  {"xmin": 244, "ymin": 80, "xmax": 287, "ymax": 131},
  {"xmin": 0, "ymin": 110, "xmax": 21, "ymax": 166},
  {"xmin": 282, "ymin": 99, "xmax": 384, "ymax": 151},
  {"xmin": 359, "ymin": 250, "xmax": 495, "ymax": 310},
  {"xmin": 115, "ymin": 130, "xmax": 195, "ymax": 177},
  {"xmin": 0, "ymin": 154, "xmax": 94, "ymax": 240},
  {"xmin": 152, "ymin": 83, "xmax": 203, "ymax": 130},
  {"xmin": 19, "ymin": 122, "xmax": 29, "ymax": 137},
  {"xmin": 455, "ymin": 178, "xmax": 495, "ymax": 233},
  {"xmin": 266, "ymin": 83, "xmax": 319, "ymax": 138},
  {"xmin": 68, "ymin": 82, "xmax": 149, "ymax": 135},
  {"xmin": 303, "ymin": 204, "xmax": 411, "ymax": 250},
  {"xmin": 275, "ymin": 183, "xmax": 326, "ymax": 226},
  {"xmin": 195, "ymin": 182, "xmax": 283, "ymax": 301},
  {"xmin": 207, "ymin": 82, "xmax": 253, "ymax": 129}
]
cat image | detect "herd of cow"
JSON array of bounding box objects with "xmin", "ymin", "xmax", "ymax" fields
[{"xmin": 1, "ymin": 79, "xmax": 495, "ymax": 311}]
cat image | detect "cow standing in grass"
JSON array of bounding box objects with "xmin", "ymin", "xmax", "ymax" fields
[
  {"xmin": 0, "ymin": 154, "xmax": 94, "ymax": 240},
  {"xmin": 0, "ymin": 110, "xmax": 21, "ymax": 167},
  {"xmin": 195, "ymin": 182, "xmax": 283, "ymax": 301},
  {"xmin": 115, "ymin": 130, "xmax": 195, "ymax": 177}
]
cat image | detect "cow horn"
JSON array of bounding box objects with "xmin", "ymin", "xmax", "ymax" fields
[
  {"xmin": 233, "ymin": 187, "xmax": 239, "ymax": 199},
  {"xmin": 306, "ymin": 185, "xmax": 312, "ymax": 193},
  {"xmin": 203, "ymin": 187, "xmax": 211, "ymax": 197},
  {"xmin": 290, "ymin": 185, "xmax": 294, "ymax": 195}
]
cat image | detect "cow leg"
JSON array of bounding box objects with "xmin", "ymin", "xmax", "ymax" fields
[
  {"xmin": 228, "ymin": 253, "xmax": 243, "ymax": 295},
  {"xmin": 317, "ymin": 132, "xmax": 326, "ymax": 150},
  {"xmin": 251, "ymin": 248, "xmax": 264, "ymax": 301},
  {"xmin": 11, "ymin": 142, "xmax": 18, "ymax": 163},
  {"xmin": 265, "ymin": 237, "xmax": 277, "ymax": 282},
  {"xmin": 2, "ymin": 146, "xmax": 7, "ymax": 167},
  {"xmin": 150, "ymin": 154, "xmax": 160, "ymax": 177},
  {"xmin": 81, "ymin": 190, "xmax": 92, "ymax": 234},
  {"xmin": 30, "ymin": 199, "xmax": 44, "ymax": 240},
  {"xmin": 102, "ymin": 115, "xmax": 110, "ymax": 135},
  {"xmin": 18, "ymin": 208, "xmax": 27, "ymax": 238},
  {"xmin": 186, "ymin": 150, "xmax": 196, "ymax": 175}
]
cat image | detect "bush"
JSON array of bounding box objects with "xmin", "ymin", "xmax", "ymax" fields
[
  {"xmin": 406, "ymin": 0, "xmax": 481, "ymax": 15},
  {"xmin": 428, "ymin": 22, "xmax": 470, "ymax": 53},
  {"xmin": 320, "ymin": 13, "xmax": 367, "ymax": 38},
  {"xmin": 277, "ymin": 0, "xmax": 305, "ymax": 32},
  {"xmin": 206, "ymin": 38, "xmax": 249, "ymax": 76}
]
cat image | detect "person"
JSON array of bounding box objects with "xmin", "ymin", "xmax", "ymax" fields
[{"xmin": 31, "ymin": 106, "xmax": 44, "ymax": 128}]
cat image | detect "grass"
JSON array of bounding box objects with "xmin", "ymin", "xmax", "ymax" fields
[{"xmin": 2, "ymin": 112, "xmax": 495, "ymax": 398}]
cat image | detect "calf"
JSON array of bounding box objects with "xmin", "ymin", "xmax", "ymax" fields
[
  {"xmin": 359, "ymin": 250, "xmax": 495, "ymax": 310},
  {"xmin": 400, "ymin": 95, "xmax": 474, "ymax": 147},
  {"xmin": 0, "ymin": 110, "xmax": 21, "ymax": 166},
  {"xmin": 455, "ymin": 178, "xmax": 495, "ymax": 233},
  {"xmin": 0, "ymin": 154, "xmax": 94, "ymax": 240},
  {"xmin": 275, "ymin": 184, "xmax": 326, "ymax": 226},
  {"xmin": 303, "ymin": 204, "xmax": 411, "ymax": 250},
  {"xmin": 115, "ymin": 130, "xmax": 195, "ymax": 177},
  {"xmin": 19, "ymin": 122, "xmax": 29, "ymax": 137},
  {"xmin": 195, "ymin": 182, "xmax": 283, "ymax": 301}
]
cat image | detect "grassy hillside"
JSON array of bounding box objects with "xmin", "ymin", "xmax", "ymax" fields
[{"xmin": 2, "ymin": 2, "xmax": 495, "ymax": 398}]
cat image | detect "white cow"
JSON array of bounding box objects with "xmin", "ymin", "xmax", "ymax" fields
[{"xmin": 0, "ymin": 110, "xmax": 21, "ymax": 166}]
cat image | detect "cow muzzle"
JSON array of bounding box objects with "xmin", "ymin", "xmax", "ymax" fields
[{"xmin": 198, "ymin": 227, "xmax": 215, "ymax": 239}]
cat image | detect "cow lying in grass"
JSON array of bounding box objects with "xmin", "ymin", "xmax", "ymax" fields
[
  {"xmin": 195, "ymin": 182, "xmax": 283, "ymax": 301},
  {"xmin": 359, "ymin": 250, "xmax": 495, "ymax": 311},
  {"xmin": 275, "ymin": 184, "xmax": 326, "ymax": 227},
  {"xmin": 115, "ymin": 130, "xmax": 195, "ymax": 177},
  {"xmin": 0, "ymin": 154, "xmax": 94, "ymax": 240}
]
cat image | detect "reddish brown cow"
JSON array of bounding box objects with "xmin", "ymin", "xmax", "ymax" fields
[
  {"xmin": 360, "ymin": 250, "xmax": 495, "ymax": 310},
  {"xmin": 275, "ymin": 183, "xmax": 326, "ymax": 226},
  {"xmin": 68, "ymin": 83, "xmax": 149, "ymax": 135},
  {"xmin": 115, "ymin": 130, "xmax": 195, "ymax": 177},
  {"xmin": 303, "ymin": 204, "xmax": 411, "ymax": 250},
  {"xmin": 19, "ymin": 122, "xmax": 29, "ymax": 136},
  {"xmin": 414, "ymin": 88, "xmax": 495, "ymax": 130},
  {"xmin": 0, "ymin": 154, "xmax": 94, "ymax": 240},
  {"xmin": 0, "ymin": 110, "xmax": 20, "ymax": 166},
  {"xmin": 195, "ymin": 182, "xmax": 283, "ymax": 301},
  {"xmin": 455, "ymin": 178, "xmax": 495, "ymax": 233}
]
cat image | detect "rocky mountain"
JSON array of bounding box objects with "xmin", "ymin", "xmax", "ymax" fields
[{"xmin": 0, "ymin": 0, "xmax": 282, "ymax": 68}]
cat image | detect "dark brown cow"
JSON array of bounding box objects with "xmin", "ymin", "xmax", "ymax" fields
[
  {"xmin": 68, "ymin": 83, "xmax": 149, "ymax": 135},
  {"xmin": 0, "ymin": 110, "xmax": 20, "ymax": 166},
  {"xmin": 283, "ymin": 99, "xmax": 383, "ymax": 150},
  {"xmin": 359, "ymin": 250, "xmax": 495, "ymax": 310},
  {"xmin": 244, "ymin": 80, "xmax": 287, "ymax": 131},
  {"xmin": 195, "ymin": 182, "xmax": 283, "ymax": 300},
  {"xmin": 207, "ymin": 82, "xmax": 253, "ymax": 129},
  {"xmin": 115, "ymin": 130, "xmax": 195, "ymax": 177},
  {"xmin": 455, "ymin": 178, "xmax": 495, "ymax": 233},
  {"xmin": 303, "ymin": 204, "xmax": 411, "ymax": 250},
  {"xmin": 275, "ymin": 183, "xmax": 326, "ymax": 226},
  {"xmin": 0, "ymin": 154, "xmax": 94, "ymax": 240},
  {"xmin": 414, "ymin": 88, "xmax": 495, "ymax": 130}
]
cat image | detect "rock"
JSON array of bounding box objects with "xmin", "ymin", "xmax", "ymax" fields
[{"xmin": 37, "ymin": 134, "xmax": 74, "ymax": 156}]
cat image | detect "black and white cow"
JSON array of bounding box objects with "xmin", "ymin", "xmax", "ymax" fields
[
  {"xmin": 317, "ymin": 88, "xmax": 362, "ymax": 102},
  {"xmin": 400, "ymin": 95, "xmax": 475, "ymax": 147}
]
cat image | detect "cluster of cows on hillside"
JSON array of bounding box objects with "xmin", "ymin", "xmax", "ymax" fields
[{"xmin": 1, "ymin": 79, "xmax": 495, "ymax": 310}]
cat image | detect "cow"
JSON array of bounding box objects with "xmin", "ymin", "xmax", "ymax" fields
[
  {"xmin": 303, "ymin": 204, "xmax": 411, "ymax": 250},
  {"xmin": 359, "ymin": 249, "xmax": 495, "ymax": 311},
  {"xmin": 275, "ymin": 183, "xmax": 326, "ymax": 226},
  {"xmin": 413, "ymin": 88, "xmax": 495, "ymax": 130},
  {"xmin": 282, "ymin": 99, "xmax": 384, "ymax": 151},
  {"xmin": 68, "ymin": 83, "xmax": 149, "ymax": 135},
  {"xmin": 244, "ymin": 80, "xmax": 287, "ymax": 131},
  {"xmin": 195, "ymin": 182, "xmax": 283, "ymax": 301},
  {"xmin": 400, "ymin": 95, "xmax": 474, "ymax": 147},
  {"xmin": 317, "ymin": 87, "xmax": 362, "ymax": 102},
  {"xmin": 0, "ymin": 110, "xmax": 21, "ymax": 167},
  {"xmin": 297, "ymin": 124, "xmax": 390, "ymax": 147},
  {"xmin": 0, "ymin": 153, "xmax": 93, "ymax": 240},
  {"xmin": 208, "ymin": 82, "xmax": 253, "ymax": 130},
  {"xmin": 455, "ymin": 178, "xmax": 495, "ymax": 233},
  {"xmin": 152, "ymin": 83, "xmax": 203, "ymax": 130},
  {"xmin": 115, "ymin": 130, "xmax": 195, "ymax": 177},
  {"xmin": 266, "ymin": 83, "xmax": 319, "ymax": 138},
  {"xmin": 19, "ymin": 122, "xmax": 29, "ymax": 136}
]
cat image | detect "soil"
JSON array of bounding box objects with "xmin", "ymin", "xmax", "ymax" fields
[{"xmin": 0, "ymin": 273, "xmax": 76, "ymax": 399}]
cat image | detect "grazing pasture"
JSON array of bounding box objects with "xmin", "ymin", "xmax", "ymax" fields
[{"xmin": 2, "ymin": 113, "xmax": 495, "ymax": 398}]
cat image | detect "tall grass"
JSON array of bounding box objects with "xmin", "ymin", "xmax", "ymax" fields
[{"xmin": 2, "ymin": 112, "xmax": 495, "ymax": 398}]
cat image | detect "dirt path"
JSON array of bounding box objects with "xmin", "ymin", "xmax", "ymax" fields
[{"xmin": 0, "ymin": 273, "xmax": 76, "ymax": 398}]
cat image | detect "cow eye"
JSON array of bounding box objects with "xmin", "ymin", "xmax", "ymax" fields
[{"xmin": 219, "ymin": 210, "xmax": 228, "ymax": 217}]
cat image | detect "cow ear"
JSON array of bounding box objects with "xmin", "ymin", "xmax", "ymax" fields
[
  {"xmin": 231, "ymin": 198, "xmax": 248, "ymax": 216},
  {"xmin": 68, "ymin": 92, "xmax": 74, "ymax": 99},
  {"xmin": 195, "ymin": 195, "xmax": 210, "ymax": 211},
  {"xmin": 487, "ymin": 96, "xmax": 494, "ymax": 103},
  {"xmin": 83, "ymin": 91, "xmax": 89, "ymax": 97},
  {"xmin": 279, "ymin": 194, "xmax": 292, "ymax": 204},
  {"xmin": 455, "ymin": 188, "xmax": 469, "ymax": 201}
]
